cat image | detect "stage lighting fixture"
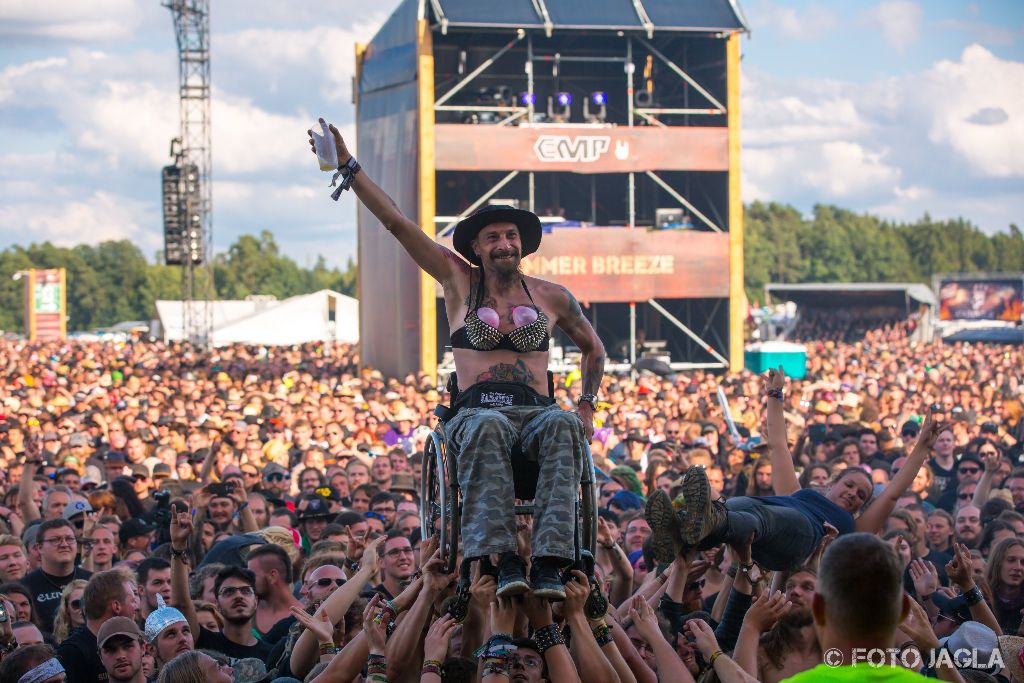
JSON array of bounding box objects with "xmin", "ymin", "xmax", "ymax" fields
[
  {"xmin": 548, "ymin": 92, "xmax": 572, "ymax": 123},
  {"xmin": 584, "ymin": 91, "xmax": 607, "ymax": 123},
  {"xmin": 520, "ymin": 91, "xmax": 536, "ymax": 106}
]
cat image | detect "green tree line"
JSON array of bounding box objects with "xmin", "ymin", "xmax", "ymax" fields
[
  {"xmin": 0, "ymin": 230, "xmax": 356, "ymax": 333},
  {"xmin": 745, "ymin": 202, "xmax": 1024, "ymax": 303},
  {"xmin": 1, "ymin": 206, "xmax": 1020, "ymax": 332}
]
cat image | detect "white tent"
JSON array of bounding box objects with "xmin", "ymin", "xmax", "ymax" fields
[{"xmin": 154, "ymin": 290, "xmax": 359, "ymax": 345}]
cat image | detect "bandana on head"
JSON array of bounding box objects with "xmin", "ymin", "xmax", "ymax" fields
[
  {"xmin": 18, "ymin": 658, "xmax": 64, "ymax": 683},
  {"xmin": 144, "ymin": 593, "xmax": 188, "ymax": 643}
]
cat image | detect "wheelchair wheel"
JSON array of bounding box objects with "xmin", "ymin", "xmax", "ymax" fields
[
  {"xmin": 578, "ymin": 441, "xmax": 598, "ymax": 558},
  {"xmin": 421, "ymin": 427, "xmax": 460, "ymax": 574}
]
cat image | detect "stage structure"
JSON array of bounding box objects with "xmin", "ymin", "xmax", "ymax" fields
[
  {"xmin": 162, "ymin": 0, "xmax": 213, "ymax": 346},
  {"xmin": 356, "ymin": 0, "xmax": 748, "ymax": 378}
]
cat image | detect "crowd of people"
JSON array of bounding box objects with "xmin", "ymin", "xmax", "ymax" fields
[{"xmin": 0, "ymin": 333, "xmax": 1021, "ymax": 683}]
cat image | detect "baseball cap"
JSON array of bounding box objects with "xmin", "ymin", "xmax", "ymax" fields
[
  {"xmin": 118, "ymin": 518, "xmax": 156, "ymax": 545},
  {"xmin": 900, "ymin": 420, "xmax": 920, "ymax": 437},
  {"xmin": 97, "ymin": 616, "xmax": 144, "ymax": 649},
  {"xmin": 105, "ymin": 452, "xmax": 127, "ymax": 463},
  {"xmin": 297, "ymin": 496, "xmax": 333, "ymax": 520},
  {"xmin": 130, "ymin": 464, "xmax": 150, "ymax": 479},
  {"xmin": 152, "ymin": 463, "xmax": 172, "ymax": 479},
  {"xmin": 263, "ymin": 463, "xmax": 288, "ymax": 479},
  {"xmin": 63, "ymin": 499, "xmax": 93, "ymax": 521},
  {"xmin": 68, "ymin": 433, "xmax": 90, "ymax": 448}
]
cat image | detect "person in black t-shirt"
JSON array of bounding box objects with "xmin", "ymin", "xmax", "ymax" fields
[
  {"xmin": 55, "ymin": 568, "xmax": 140, "ymax": 683},
  {"xmin": 20, "ymin": 518, "xmax": 92, "ymax": 633},
  {"xmin": 168, "ymin": 505, "xmax": 274, "ymax": 663}
]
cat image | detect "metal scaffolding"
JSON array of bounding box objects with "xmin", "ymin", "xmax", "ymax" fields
[{"xmin": 164, "ymin": 0, "xmax": 213, "ymax": 346}]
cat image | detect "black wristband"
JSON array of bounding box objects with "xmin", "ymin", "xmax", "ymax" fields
[{"xmin": 964, "ymin": 586, "xmax": 984, "ymax": 606}]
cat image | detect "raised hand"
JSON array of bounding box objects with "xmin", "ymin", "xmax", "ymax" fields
[
  {"xmin": 291, "ymin": 605, "xmax": 335, "ymax": 645},
  {"xmin": 945, "ymin": 543, "xmax": 976, "ymax": 590},
  {"xmin": 423, "ymin": 614, "xmax": 458, "ymax": 663},
  {"xmin": 909, "ymin": 559, "xmax": 939, "ymax": 598},
  {"xmin": 596, "ymin": 516, "xmax": 617, "ymax": 548},
  {"xmin": 685, "ymin": 618, "xmax": 721, "ymax": 659},
  {"xmin": 628, "ymin": 594, "xmax": 661, "ymax": 643},
  {"xmin": 361, "ymin": 536, "xmax": 385, "ymax": 579},
  {"xmin": 169, "ymin": 504, "xmax": 194, "ymax": 548},
  {"xmin": 362, "ymin": 594, "xmax": 389, "ymax": 654},
  {"xmin": 521, "ymin": 591, "xmax": 554, "ymax": 628},
  {"xmin": 489, "ymin": 595, "xmax": 517, "ymax": 635},
  {"xmin": 741, "ymin": 590, "xmax": 791, "ymax": 633},
  {"xmin": 470, "ymin": 573, "xmax": 498, "ymax": 616},
  {"xmin": 763, "ymin": 366, "xmax": 786, "ymax": 393},
  {"xmin": 563, "ymin": 570, "xmax": 591, "ymax": 616},
  {"xmin": 916, "ymin": 414, "xmax": 943, "ymax": 452},
  {"xmin": 423, "ymin": 550, "xmax": 456, "ymax": 594},
  {"xmin": 306, "ymin": 118, "xmax": 352, "ymax": 165},
  {"xmin": 982, "ymin": 448, "xmax": 1001, "ymax": 474},
  {"xmin": 900, "ymin": 595, "xmax": 940, "ymax": 650}
]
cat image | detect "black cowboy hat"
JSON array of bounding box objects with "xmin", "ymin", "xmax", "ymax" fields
[{"xmin": 452, "ymin": 204, "xmax": 542, "ymax": 266}]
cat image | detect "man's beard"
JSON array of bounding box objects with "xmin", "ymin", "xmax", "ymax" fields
[
  {"xmin": 225, "ymin": 611, "xmax": 254, "ymax": 626},
  {"xmin": 779, "ymin": 607, "xmax": 814, "ymax": 628},
  {"xmin": 487, "ymin": 251, "xmax": 521, "ymax": 283}
]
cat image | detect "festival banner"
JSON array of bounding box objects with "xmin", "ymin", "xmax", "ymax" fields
[
  {"xmin": 439, "ymin": 228, "xmax": 729, "ymax": 302},
  {"xmin": 435, "ymin": 124, "xmax": 728, "ymax": 173}
]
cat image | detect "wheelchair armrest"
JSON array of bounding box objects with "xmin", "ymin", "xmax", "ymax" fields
[{"xmin": 434, "ymin": 404, "xmax": 457, "ymax": 421}]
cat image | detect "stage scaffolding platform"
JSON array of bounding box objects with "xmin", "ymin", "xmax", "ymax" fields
[{"xmin": 356, "ymin": 0, "xmax": 748, "ymax": 378}]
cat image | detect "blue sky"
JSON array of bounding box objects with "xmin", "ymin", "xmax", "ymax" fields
[{"xmin": 0, "ymin": 0, "xmax": 1021, "ymax": 268}]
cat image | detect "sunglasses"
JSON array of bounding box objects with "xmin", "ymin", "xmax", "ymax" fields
[
  {"xmin": 958, "ymin": 493, "xmax": 974, "ymax": 500},
  {"xmin": 958, "ymin": 467, "xmax": 980, "ymax": 475},
  {"xmin": 265, "ymin": 474, "xmax": 285, "ymax": 482},
  {"xmin": 69, "ymin": 598, "xmax": 83, "ymax": 610},
  {"xmin": 315, "ymin": 577, "xmax": 345, "ymax": 588},
  {"xmin": 364, "ymin": 512, "xmax": 386, "ymax": 523},
  {"xmin": 686, "ymin": 578, "xmax": 706, "ymax": 591}
]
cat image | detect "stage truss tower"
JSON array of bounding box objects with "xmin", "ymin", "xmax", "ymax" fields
[{"xmin": 164, "ymin": 0, "xmax": 213, "ymax": 346}]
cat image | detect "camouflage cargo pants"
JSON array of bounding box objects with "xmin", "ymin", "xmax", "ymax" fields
[{"xmin": 447, "ymin": 404, "xmax": 586, "ymax": 561}]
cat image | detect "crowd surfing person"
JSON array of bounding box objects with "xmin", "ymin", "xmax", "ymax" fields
[
  {"xmin": 308, "ymin": 119, "xmax": 605, "ymax": 599},
  {"xmin": 0, "ymin": 334, "xmax": 1018, "ymax": 681}
]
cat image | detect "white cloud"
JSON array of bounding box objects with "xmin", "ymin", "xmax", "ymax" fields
[
  {"xmin": 748, "ymin": 1, "xmax": 837, "ymax": 40},
  {"xmin": 0, "ymin": 191, "xmax": 158, "ymax": 248},
  {"xmin": 0, "ymin": 0, "xmax": 146, "ymax": 41},
  {"xmin": 865, "ymin": 0, "xmax": 923, "ymax": 49},
  {"xmin": 916, "ymin": 45, "xmax": 1024, "ymax": 178}
]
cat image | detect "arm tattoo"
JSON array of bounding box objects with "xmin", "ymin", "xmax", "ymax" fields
[
  {"xmin": 563, "ymin": 287, "xmax": 584, "ymax": 321},
  {"xmin": 582, "ymin": 352, "xmax": 605, "ymax": 396},
  {"xmin": 559, "ymin": 286, "xmax": 603, "ymax": 396},
  {"xmin": 476, "ymin": 360, "xmax": 535, "ymax": 385}
]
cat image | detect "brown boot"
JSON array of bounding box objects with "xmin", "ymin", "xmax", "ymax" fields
[
  {"xmin": 645, "ymin": 490, "xmax": 682, "ymax": 562},
  {"xmin": 680, "ymin": 466, "xmax": 728, "ymax": 546}
]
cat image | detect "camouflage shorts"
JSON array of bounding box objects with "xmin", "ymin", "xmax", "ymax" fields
[{"xmin": 446, "ymin": 403, "xmax": 586, "ymax": 560}]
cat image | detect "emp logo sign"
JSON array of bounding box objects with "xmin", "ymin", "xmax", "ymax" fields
[{"xmin": 533, "ymin": 135, "xmax": 612, "ymax": 163}]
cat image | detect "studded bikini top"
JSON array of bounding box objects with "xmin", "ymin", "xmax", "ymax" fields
[{"xmin": 450, "ymin": 275, "xmax": 550, "ymax": 353}]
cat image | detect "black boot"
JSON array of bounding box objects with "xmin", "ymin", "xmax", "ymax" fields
[
  {"xmin": 496, "ymin": 552, "xmax": 530, "ymax": 597},
  {"xmin": 530, "ymin": 557, "xmax": 566, "ymax": 601}
]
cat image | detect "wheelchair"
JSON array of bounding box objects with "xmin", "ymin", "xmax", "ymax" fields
[{"xmin": 419, "ymin": 371, "xmax": 607, "ymax": 620}]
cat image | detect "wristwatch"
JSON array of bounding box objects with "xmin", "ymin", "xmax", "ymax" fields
[
  {"xmin": 578, "ymin": 393, "xmax": 597, "ymax": 409},
  {"xmin": 740, "ymin": 562, "xmax": 763, "ymax": 584}
]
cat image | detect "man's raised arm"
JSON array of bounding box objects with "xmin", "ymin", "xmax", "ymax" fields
[
  {"xmin": 552, "ymin": 285, "xmax": 605, "ymax": 440},
  {"xmin": 308, "ymin": 119, "xmax": 465, "ymax": 285}
]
